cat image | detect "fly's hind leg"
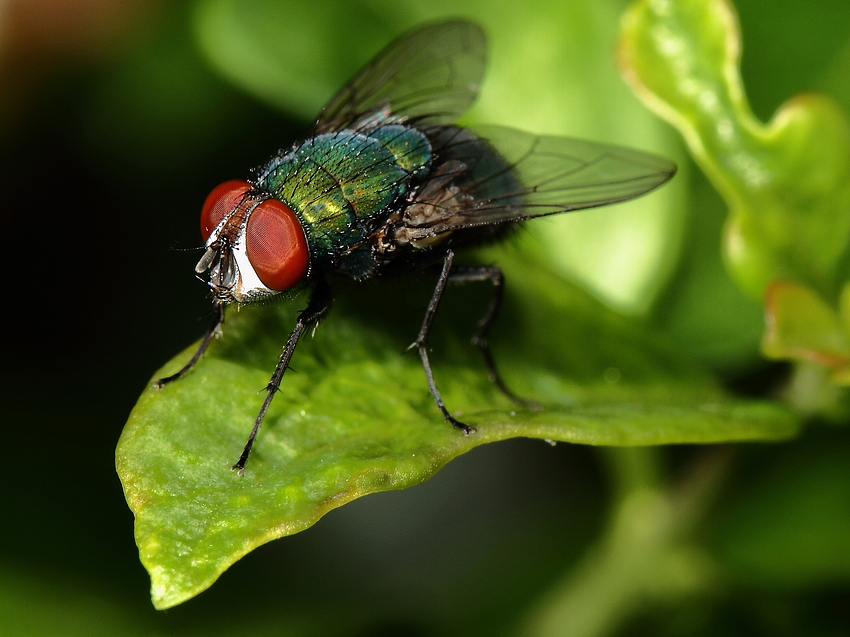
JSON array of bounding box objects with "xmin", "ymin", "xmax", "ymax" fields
[
  {"xmin": 448, "ymin": 264, "xmax": 540, "ymax": 410},
  {"xmin": 412, "ymin": 249, "xmax": 475, "ymax": 434}
]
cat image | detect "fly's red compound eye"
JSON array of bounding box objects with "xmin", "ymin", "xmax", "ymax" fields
[
  {"xmin": 200, "ymin": 180, "xmax": 252, "ymax": 241},
  {"xmin": 245, "ymin": 198, "xmax": 309, "ymax": 291}
]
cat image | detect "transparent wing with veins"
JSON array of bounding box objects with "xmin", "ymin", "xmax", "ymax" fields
[
  {"xmin": 315, "ymin": 19, "xmax": 486, "ymax": 133},
  {"xmin": 402, "ymin": 124, "xmax": 677, "ymax": 237}
]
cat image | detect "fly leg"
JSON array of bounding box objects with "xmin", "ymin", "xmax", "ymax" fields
[
  {"xmin": 448, "ymin": 265, "xmax": 540, "ymax": 410},
  {"xmin": 232, "ymin": 281, "xmax": 333, "ymax": 474},
  {"xmin": 412, "ymin": 249, "xmax": 475, "ymax": 435},
  {"xmin": 153, "ymin": 302, "xmax": 225, "ymax": 388}
]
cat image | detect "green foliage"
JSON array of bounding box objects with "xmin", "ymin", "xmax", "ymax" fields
[
  {"xmin": 4, "ymin": 0, "xmax": 848, "ymax": 634},
  {"xmin": 619, "ymin": 0, "xmax": 850, "ymax": 416},
  {"xmin": 118, "ymin": 258, "xmax": 794, "ymax": 608},
  {"xmin": 712, "ymin": 437, "xmax": 850, "ymax": 587},
  {"xmin": 762, "ymin": 281, "xmax": 850, "ymax": 378},
  {"xmin": 619, "ymin": 0, "xmax": 850, "ymax": 302}
]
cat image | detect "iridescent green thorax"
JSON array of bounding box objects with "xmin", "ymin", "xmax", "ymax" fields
[{"xmin": 258, "ymin": 126, "xmax": 431, "ymax": 278}]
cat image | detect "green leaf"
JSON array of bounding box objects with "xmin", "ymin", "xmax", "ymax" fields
[
  {"xmin": 619, "ymin": 0, "xmax": 850, "ymax": 300},
  {"xmin": 117, "ymin": 258, "xmax": 796, "ymax": 608},
  {"xmin": 762, "ymin": 280, "xmax": 850, "ymax": 371}
]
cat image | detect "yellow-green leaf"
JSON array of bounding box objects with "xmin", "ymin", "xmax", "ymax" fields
[
  {"xmin": 619, "ymin": 0, "xmax": 850, "ymax": 299},
  {"xmin": 118, "ymin": 259, "xmax": 796, "ymax": 608}
]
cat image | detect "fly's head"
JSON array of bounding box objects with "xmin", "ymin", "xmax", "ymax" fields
[{"xmin": 196, "ymin": 180, "xmax": 310, "ymax": 304}]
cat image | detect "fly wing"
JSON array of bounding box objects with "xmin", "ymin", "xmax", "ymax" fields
[
  {"xmin": 315, "ymin": 20, "xmax": 486, "ymax": 134},
  {"xmin": 407, "ymin": 124, "xmax": 676, "ymax": 233}
]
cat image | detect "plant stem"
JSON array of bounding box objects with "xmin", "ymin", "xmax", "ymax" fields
[{"xmin": 517, "ymin": 446, "xmax": 728, "ymax": 637}]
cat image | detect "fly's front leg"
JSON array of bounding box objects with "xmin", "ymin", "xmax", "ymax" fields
[
  {"xmin": 412, "ymin": 249, "xmax": 475, "ymax": 435},
  {"xmin": 154, "ymin": 302, "xmax": 225, "ymax": 388},
  {"xmin": 232, "ymin": 281, "xmax": 333, "ymax": 474},
  {"xmin": 448, "ymin": 265, "xmax": 540, "ymax": 410}
]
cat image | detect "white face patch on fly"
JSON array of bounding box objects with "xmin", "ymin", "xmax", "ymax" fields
[{"xmin": 195, "ymin": 209, "xmax": 276, "ymax": 304}]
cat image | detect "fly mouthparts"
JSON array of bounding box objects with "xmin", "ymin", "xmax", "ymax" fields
[
  {"xmin": 196, "ymin": 240, "xmax": 240, "ymax": 292},
  {"xmin": 195, "ymin": 246, "xmax": 216, "ymax": 275}
]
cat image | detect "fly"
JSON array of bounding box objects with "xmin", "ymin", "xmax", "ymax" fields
[{"xmin": 155, "ymin": 19, "xmax": 677, "ymax": 473}]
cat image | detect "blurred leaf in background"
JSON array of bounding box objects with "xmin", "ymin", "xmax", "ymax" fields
[
  {"xmin": 621, "ymin": 0, "xmax": 850, "ymax": 301},
  {"xmin": 620, "ymin": 0, "xmax": 850, "ymax": 417}
]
